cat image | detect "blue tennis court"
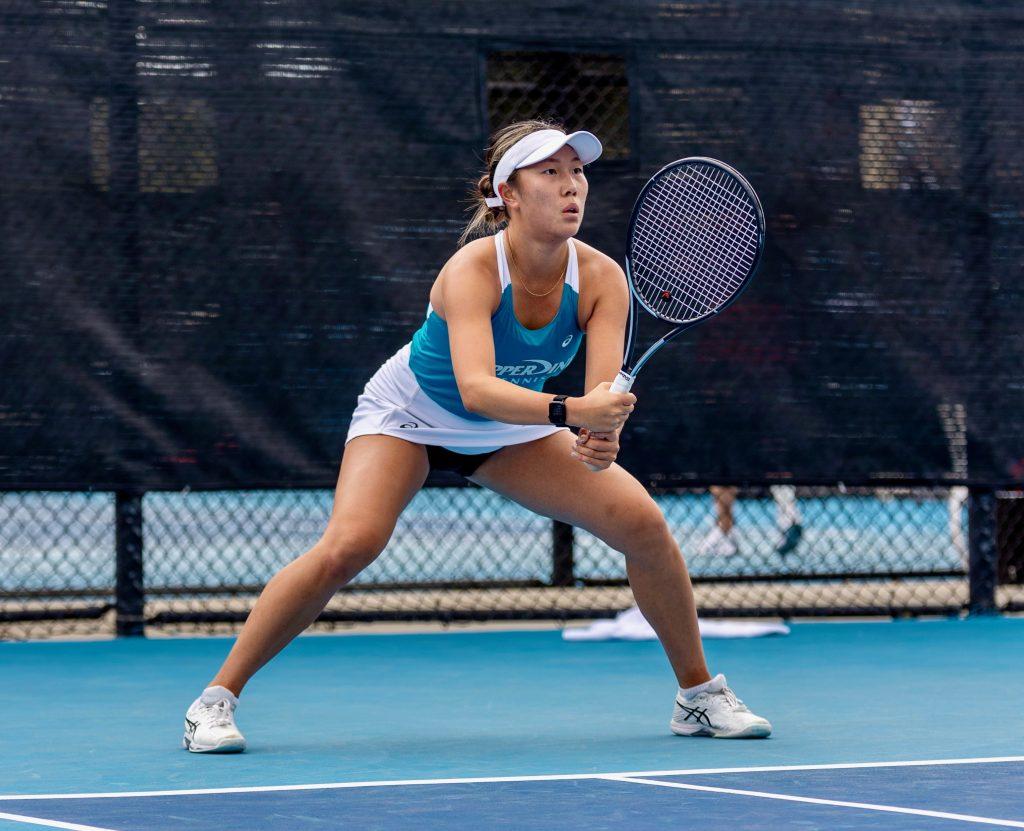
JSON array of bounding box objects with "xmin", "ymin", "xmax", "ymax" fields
[{"xmin": 2, "ymin": 618, "xmax": 1021, "ymax": 829}]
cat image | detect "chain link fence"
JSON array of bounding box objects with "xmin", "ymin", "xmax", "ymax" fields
[{"xmin": 2, "ymin": 485, "xmax": 1021, "ymax": 640}]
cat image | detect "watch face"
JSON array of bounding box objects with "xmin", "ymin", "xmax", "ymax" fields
[{"xmin": 549, "ymin": 401, "xmax": 567, "ymax": 425}]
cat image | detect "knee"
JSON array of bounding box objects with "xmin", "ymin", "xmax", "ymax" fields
[
  {"xmin": 315, "ymin": 525, "xmax": 391, "ymax": 585},
  {"xmin": 606, "ymin": 497, "xmax": 673, "ymax": 554}
]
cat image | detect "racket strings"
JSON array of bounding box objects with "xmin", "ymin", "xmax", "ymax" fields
[
  {"xmin": 634, "ymin": 226, "xmax": 724, "ymax": 319},
  {"xmin": 672, "ymin": 169, "xmax": 756, "ymax": 281},
  {"xmin": 656, "ymin": 166, "xmax": 758, "ymax": 277},
  {"xmin": 635, "ymin": 210, "xmax": 730, "ymax": 312},
  {"xmin": 636, "ymin": 174, "xmax": 756, "ymax": 318},
  {"xmin": 636, "ymin": 169, "xmax": 755, "ymax": 317},
  {"xmin": 631, "ymin": 163, "xmax": 759, "ymax": 323},
  {"xmin": 636, "ymin": 210, "xmax": 738, "ymax": 316},
  {"xmin": 650, "ymin": 169, "xmax": 751, "ymax": 282}
]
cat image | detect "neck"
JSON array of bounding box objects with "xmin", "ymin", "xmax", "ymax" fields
[{"xmin": 505, "ymin": 225, "xmax": 568, "ymax": 289}]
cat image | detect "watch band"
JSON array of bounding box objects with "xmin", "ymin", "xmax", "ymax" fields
[{"xmin": 548, "ymin": 394, "xmax": 569, "ymax": 427}]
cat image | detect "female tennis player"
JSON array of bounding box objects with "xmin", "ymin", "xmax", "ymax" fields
[{"xmin": 183, "ymin": 120, "xmax": 772, "ymax": 752}]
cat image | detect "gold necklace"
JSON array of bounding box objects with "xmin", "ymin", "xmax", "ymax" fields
[{"xmin": 506, "ymin": 231, "xmax": 568, "ymax": 298}]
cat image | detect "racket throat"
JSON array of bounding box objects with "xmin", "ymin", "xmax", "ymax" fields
[
  {"xmin": 629, "ymin": 340, "xmax": 664, "ymax": 378},
  {"xmin": 628, "ymin": 322, "xmax": 695, "ymax": 381}
]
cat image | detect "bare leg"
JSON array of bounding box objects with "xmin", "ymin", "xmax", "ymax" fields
[
  {"xmin": 207, "ymin": 436, "xmax": 429, "ymax": 697},
  {"xmin": 472, "ymin": 431, "xmax": 710, "ymax": 689},
  {"xmin": 711, "ymin": 485, "xmax": 736, "ymax": 534},
  {"xmin": 948, "ymin": 485, "xmax": 968, "ymax": 566},
  {"xmin": 770, "ymin": 485, "xmax": 800, "ymax": 529}
]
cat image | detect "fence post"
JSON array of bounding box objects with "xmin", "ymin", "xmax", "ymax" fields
[
  {"xmin": 967, "ymin": 486, "xmax": 998, "ymax": 616},
  {"xmin": 115, "ymin": 491, "xmax": 145, "ymax": 636},
  {"xmin": 551, "ymin": 521, "xmax": 575, "ymax": 587}
]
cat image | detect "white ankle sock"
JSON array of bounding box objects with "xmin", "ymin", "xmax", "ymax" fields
[
  {"xmin": 201, "ymin": 685, "xmax": 239, "ymax": 708},
  {"xmin": 680, "ymin": 673, "xmax": 725, "ymax": 699}
]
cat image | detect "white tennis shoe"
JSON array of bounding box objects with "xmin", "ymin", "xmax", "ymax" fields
[
  {"xmin": 698, "ymin": 526, "xmax": 739, "ymax": 557},
  {"xmin": 183, "ymin": 688, "xmax": 247, "ymax": 753},
  {"xmin": 671, "ymin": 674, "xmax": 772, "ymax": 739}
]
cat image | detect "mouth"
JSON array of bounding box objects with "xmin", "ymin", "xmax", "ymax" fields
[{"xmin": 562, "ymin": 205, "xmax": 580, "ymax": 215}]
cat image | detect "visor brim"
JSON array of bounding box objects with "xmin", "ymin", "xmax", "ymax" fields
[{"xmin": 516, "ymin": 130, "xmax": 603, "ymax": 169}]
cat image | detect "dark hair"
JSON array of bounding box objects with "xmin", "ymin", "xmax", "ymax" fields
[{"xmin": 458, "ymin": 117, "xmax": 564, "ymax": 247}]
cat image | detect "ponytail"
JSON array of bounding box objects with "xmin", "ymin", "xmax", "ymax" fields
[{"xmin": 457, "ymin": 173, "xmax": 507, "ymax": 247}]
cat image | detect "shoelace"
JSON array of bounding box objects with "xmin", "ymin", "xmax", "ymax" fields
[
  {"xmin": 200, "ymin": 699, "xmax": 235, "ymax": 728},
  {"xmin": 678, "ymin": 684, "xmax": 750, "ymax": 713},
  {"xmin": 719, "ymin": 687, "xmax": 750, "ymax": 712}
]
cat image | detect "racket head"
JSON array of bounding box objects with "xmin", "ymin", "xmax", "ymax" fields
[{"xmin": 625, "ymin": 157, "xmax": 765, "ymax": 326}]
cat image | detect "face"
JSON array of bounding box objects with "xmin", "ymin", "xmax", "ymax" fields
[{"xmin": 500, "ymin": 144, "xmax": 588, "ymax": 239}]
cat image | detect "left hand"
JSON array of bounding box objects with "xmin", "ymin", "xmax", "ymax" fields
[{"xmin": 570, "ymin": 427, "xmax": 620, "ymax": 472}]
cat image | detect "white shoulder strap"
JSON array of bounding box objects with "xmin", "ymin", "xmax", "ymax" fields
[
  {"xmin": 565, "ymin": 238, "xmax": 580, "ymax": 292},
  {"xmin": 494, "ymin": 230, "xmax": 512, "ymax": 291}
]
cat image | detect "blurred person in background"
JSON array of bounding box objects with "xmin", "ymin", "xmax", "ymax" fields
[{"xmin": 700, "ymin": 485, "xmax": 803, "ymax": 557}]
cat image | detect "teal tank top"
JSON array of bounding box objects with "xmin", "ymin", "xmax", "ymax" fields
[{"xmin": 408, "ymin": 230, "xmax": 584, "ymax": 422}]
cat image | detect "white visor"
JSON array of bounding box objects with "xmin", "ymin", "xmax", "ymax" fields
[{"xmin": 484, "ymin": 129, "xmax": 603, "ymax": 208}]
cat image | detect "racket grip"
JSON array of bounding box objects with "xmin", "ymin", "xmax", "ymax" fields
[
  {"xmin": 583, "ymin": 370, "xmax": 635, "ymax": 472},
  {"xmin": 609, "ymin": 370, "xmax": 635, "ymax": 394}
]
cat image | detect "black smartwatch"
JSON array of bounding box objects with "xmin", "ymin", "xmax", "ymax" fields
[{"xmin": 548, "ymin": 394, "xmax": 569, "ymax": 427}]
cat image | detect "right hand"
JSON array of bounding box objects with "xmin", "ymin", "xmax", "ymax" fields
[{"xmin": 568, "ymin": 382, "xmax": 636, "ymax": 433}]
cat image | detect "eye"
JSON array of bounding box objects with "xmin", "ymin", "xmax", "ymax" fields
[
  {"xmin": 543, "ymin": 168, "xmax": 557, "ymax": 174},
  {"xmin": 574, "ymin": 167, "xmax": 584, "ymax": 174}
]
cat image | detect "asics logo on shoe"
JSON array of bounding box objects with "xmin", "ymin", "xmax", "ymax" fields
[
  {"xmin": 184, "ymin": 717, "xmax": 198, "ymax": 737},
  {"xmin": 676, "ymin": 703, "xmax": 712, "ymax": 726}
]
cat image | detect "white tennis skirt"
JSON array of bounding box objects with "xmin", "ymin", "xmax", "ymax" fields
[{"xmin": 345, "ymin": 343, "xmax": 568, "ymax": 454}]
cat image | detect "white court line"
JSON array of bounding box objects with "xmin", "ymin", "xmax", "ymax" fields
[
  {"xmin": 605, "ymin": 775, "xmax": 1024, "ymax": 829},
  {"xmin": 0, "ymin": 812, "xmax": 120, "ymax": 831},
  {"xmin": 1, "ymin": 756, "xmax": 1022, "ymax": 802}
]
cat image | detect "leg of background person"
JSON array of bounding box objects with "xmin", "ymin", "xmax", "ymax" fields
[
  {"xmin": 701, "ymin": 485, "xmax": 739, "ymax": 556},
  {"xmin": 771, "ymin": 485, "xmax": 800, "ymax": 528},
  {"xmin": 713, "ymin": 485, "xmax": 736, "ymax": 534},
  {"xmin": 948, "ymin": 485, "xmax": 968, "ymax": 567},
  {"xmin": 936, "ymin": 402, "xmax": 968, "ymax": 567},
  {"xmin": 471, "ymin": 431, "xmax": 711, "ymax": 689},
  {"xmin": 771, "ymin": 484, "xmax": 803, "ymax": 555},
  {"xmin": 207, "ymin": 435, "xmax": 430, "ymax": 697}
]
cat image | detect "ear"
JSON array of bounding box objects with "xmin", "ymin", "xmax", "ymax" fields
[{"xmin": 498, "ymin": 181, "xmax": 517, "ymax": 208}]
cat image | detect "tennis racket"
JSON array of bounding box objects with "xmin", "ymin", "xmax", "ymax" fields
[{"xmin": 584, "ymin": 157, "xmax": 764, "ymax": 471}]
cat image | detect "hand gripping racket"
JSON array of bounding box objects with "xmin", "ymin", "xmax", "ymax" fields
[{"xmin": 584, "ymin": 157, "xmax": 764, "ymax": 470}]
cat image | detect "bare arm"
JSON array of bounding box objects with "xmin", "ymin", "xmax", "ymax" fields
[
  {"xmin": 575, "ymin": 257, "xmax": 633, "ymax": 471},
  {"xmin": 583, "ymin": 258, "xmax": 631, "ymax": 394},
  {"xmin": 443, "ymin": 250, "xmax": 633, "ymax": 431}
]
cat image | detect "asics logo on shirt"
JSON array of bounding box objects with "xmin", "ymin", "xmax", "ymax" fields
[
  {"xmin": 495, "ymin": 358, "xmax": 572, "ymax": 380},
  {"xmin": 562, "ymin": 335, "xmax": 573, "ymax": 347}
]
